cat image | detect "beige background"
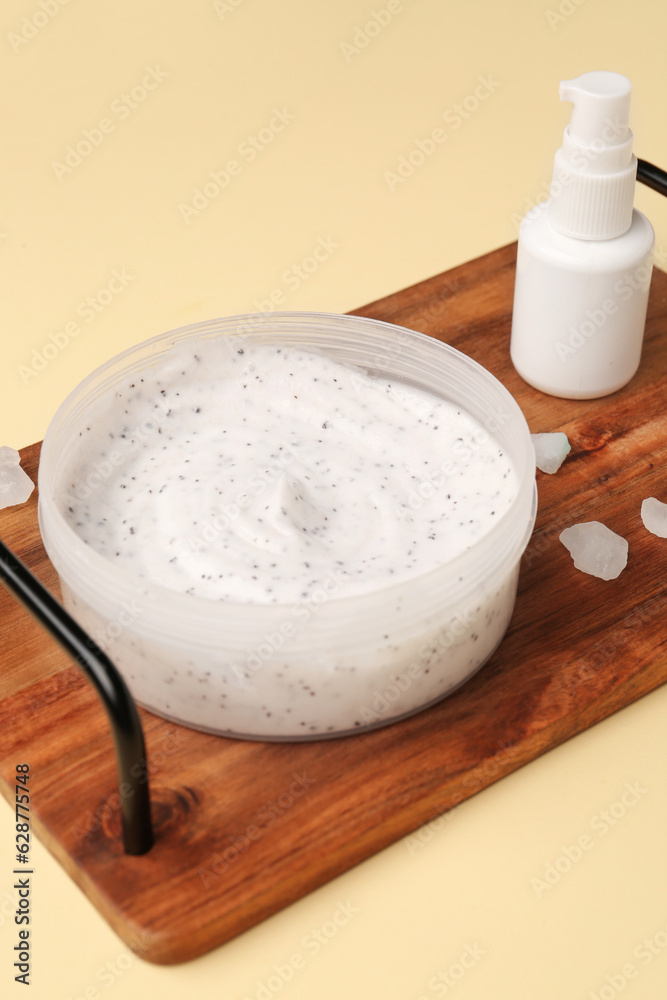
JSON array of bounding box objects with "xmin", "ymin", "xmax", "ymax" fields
[{"xmin": 2, "ymin": 1, "xmax": 667, "ymax": 997}]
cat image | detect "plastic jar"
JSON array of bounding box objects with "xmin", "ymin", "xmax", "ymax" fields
[{"xmin": 38, "ymin": 312, "xmax": 537, "ymax": 740}]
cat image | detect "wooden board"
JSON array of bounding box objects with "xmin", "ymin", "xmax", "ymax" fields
[{"xmin": 2, "ymin": 242, "xmax": 667, "ymax": 965}]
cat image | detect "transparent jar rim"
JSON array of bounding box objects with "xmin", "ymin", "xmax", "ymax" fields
[{"xmin": 38, "ymin": 311, "xmax": 537, "ymax": 639}]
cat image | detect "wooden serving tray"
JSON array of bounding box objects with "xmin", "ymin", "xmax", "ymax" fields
[{"xmin": 2, "ymin": 242, "xmax": 667, "ymax": 964}]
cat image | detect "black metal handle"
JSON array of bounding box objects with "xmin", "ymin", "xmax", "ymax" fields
[
  {"xmin": 0, "ymin": 539, "xmax": 153, "ymax": 855},
  {"xmin": 637, "ymin": 158, "xmax": 667, "ymax": 198}
]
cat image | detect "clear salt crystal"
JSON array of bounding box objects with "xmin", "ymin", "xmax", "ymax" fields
[
  {"xmin": 531, "ymin": 432, "xmax": 571, "ymax": 474},
  {"xmin": 641, "ymin": 497, "xmax": 667, "ymax": 538},
  {"xmin": 559, "ymin": 521, "xmax": 628, "ymax": 580},
  {"xmin": 0, "ymin": 462, "xmax": 35, "ymax": 509},
  {"xmin": 0, "ymin": 446, "xmax": 21, "ymax": 467}
]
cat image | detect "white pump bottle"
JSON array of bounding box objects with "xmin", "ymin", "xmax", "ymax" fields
[{"xmin": 510, "ymin": 71, "xmax": 654, "ymax": 399}]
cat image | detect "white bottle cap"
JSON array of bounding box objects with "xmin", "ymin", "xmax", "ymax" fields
[{"xmin": 548, "ymin": 71, "xmax": 637, "ymax": 240}]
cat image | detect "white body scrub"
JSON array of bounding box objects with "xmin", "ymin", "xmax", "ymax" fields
[
  {"xmin": 39, "ymin": 315, "xmax": 536, "ymax": 739},
  {"xmin": 64, "ymin": 341, "xmax": 518, "ymax": 604}
]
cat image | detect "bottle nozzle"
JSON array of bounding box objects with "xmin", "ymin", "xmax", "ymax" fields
[
  {"xmin": 559, "ymin": 71, "xmax": 632, "ymax": 147},
  {"xmin": 548, "ymin": 69, "xmax": 637, "ymax": 239}
]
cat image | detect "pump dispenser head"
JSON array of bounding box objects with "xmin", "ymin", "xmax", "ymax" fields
[{"xmin": 548, "ymin": 71, "xmax": 637, "ymax": 239}]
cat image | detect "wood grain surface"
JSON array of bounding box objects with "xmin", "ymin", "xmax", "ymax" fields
[{"xmin": 1, "ymin": 242, "xmax": 667, "ymax": 964}]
